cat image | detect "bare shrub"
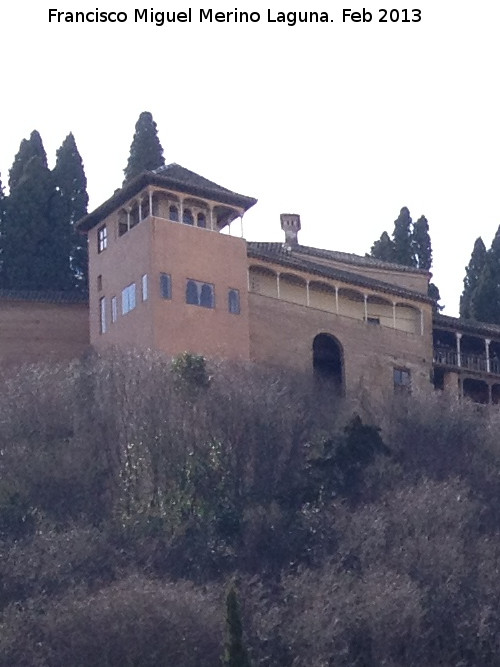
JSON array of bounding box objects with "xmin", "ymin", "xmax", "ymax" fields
[{"xmin": 0, "ymin": 575, "xmax": 222, "ymax": 667}]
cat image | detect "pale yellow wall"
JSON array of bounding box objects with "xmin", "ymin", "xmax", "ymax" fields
[
  {"xmin": 309, "ymin": 283, "xmax": 336, "ymax": 312},
  {"xmin": 280, "ymin": 274, "xmax": 307, "ymax": 306},
  {"xmin": 249, "ymin": 267, "xmax": 278, "ymax": 298}
]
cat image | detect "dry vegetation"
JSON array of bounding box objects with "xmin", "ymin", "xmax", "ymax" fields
[{"xmin": 1, "ymin": 350, "xmax": 500, "ymax": 665}]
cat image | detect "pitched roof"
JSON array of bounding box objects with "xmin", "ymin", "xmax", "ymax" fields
[
  {"xmin": 248, "ymin": 242, "xmax": 429, "ymax": 275},
  {"xmin": 0, "ymin": 289, "xmax": 88, "ymax": 305},
  {"xmin": 434, "ymin": 313, "xmax": 500, "ymax": 339},
  {"xmin": 247, "ymin": 242, "xmax": 433, "ymax": 303},
  {"xmin": 77, "ymin": 164, "xmax": 257, "ymax": 232}
]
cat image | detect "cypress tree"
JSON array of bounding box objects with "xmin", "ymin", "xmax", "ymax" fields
[
  {"xmin": 412, "ymin": 215, "xmax": 432, "ymax": 270},
  {"xmin": 223, "ymin": 586, "xmax": 251, "ymax": 667},
  {"xmin": 392, "ymin": 207, "xmax": 416, "ymax": 266},
  {"xmin": 8, "ymin": 130, "xmax": 47, "ymax": 191},
  {"xmin": 123, "ymin": 111, "xmax": 165, "ymax": 184},
  {"xmin": 370, "ymin": 231, "xmax": 395, "ymax": 262},
  {"xmin": 472, "ymin": 227, "xmax": 500, "ymax": 324},
  {"xmin": 2, "ymin": 155, "xmax": 56, "ymax": 290},
  {"xmin": 52, "ymin": 133, "xmax": 89, "ymax": 291},
  {"xmin": 460, "ymin": 237, "xmax": 487, "ymax": 319}
]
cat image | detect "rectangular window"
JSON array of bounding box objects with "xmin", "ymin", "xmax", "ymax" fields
[
  {"xmin": 186, "ymin": 279, "xmax": 214, "ymax": 308},
  {"xmin": 228, "ymin": 288, "xmax": 240, "ymax": 314},
  {"xmin": 111, "ymin": 296, "xmax": 117, "ymax": 323},
  {"xmin": 394, "ymin": 368, "xmax": 411, "ymax": 393},
  {"xmin": 122, "ymin": 283, "xmax": 136, "ymax": 315},
  {"xmin": 97, "ymin": 225, "xmax": 107, "ymax": 253},
  {"xmin": 99, "ymin": 296, "xmax": 107, "ymax": 334},
  {"xmin": 366, "ymin": 316, "xmax": 380, "ymax": 325},
  {"xmin": 142, "ymin": 274, "xmax": 148, "ymax": 301},
  {"xmin": 160, "ymin": 273, "xmax": 172, "ymax": 300},
  {"xmin": 97, "ymin": 274, "xmax": 103, "ymax": 292}
]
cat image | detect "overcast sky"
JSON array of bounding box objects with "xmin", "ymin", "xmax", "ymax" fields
[{"xmin": 2, "ymin": 1, "xmax": 500, "ymax": 315}]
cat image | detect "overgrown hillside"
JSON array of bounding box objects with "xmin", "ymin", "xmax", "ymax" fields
[{"xmin": 1, "ymin": 351, "xmax": 500, "ymax": 665}]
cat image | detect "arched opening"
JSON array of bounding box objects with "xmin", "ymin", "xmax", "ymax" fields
[
  {"xmin": 183, "ymin": 208, "xmax": 194, "ymax": 225},
  {"xmin": 338, "ymin": 288, "xmax": 365, "ymax": 320},
  {"xmin": 309, "ymin": 281, "xmax": 336, "ymax": 312},
  {"xmin": 248, "ymin": 265, "xmax": 278, "ymax": 298},
  {"xmin": 169, "ymin": 205, "xmax": 179, "ymax": 222},
  {"xmin": 394, "ymin": 302, "xmax": 420, "ymax": 334},
  {"xmin": 279, "ymin": 273, "xmax": 307, "ymax": 305},
  {"xmin": 141, "ymin": 195, "xmax": 150, "ymax": 220},
  {"xmin": 366, "ymin": 295, "xmax": 393, "ymax": 327},
  {"xmin": 313, "ymin": 333, "xmax": 343, "ymax": 394},
  {"xmin": 463, "ymin": 378, "xmax": 489, "ymax": 405}
]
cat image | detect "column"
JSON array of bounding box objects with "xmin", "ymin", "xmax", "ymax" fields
[
  {"xmin": 179, "ymin": 197, "xmax": 184, "ymax": 224},
  {"xmin": 456, "ymin": 332, "xmax": 462, "ymax": 368},
  {"xmin": 335, "ymin": 286, "xmax": 339, "ymax": 314},
  {"xmin": 209, "ymin": 206, "xmax": 215, "ymax": 231},
  {"xmin": 126, "ymin": 208, "xmax": 131, "ymax": 230},
  {"xmin": 148, "ymin": 189, "xmax": 153, "ymax": 217},
  {"xmin": 485, "ymin": 338, "xmax": 491, "ymax": 373},
  {"xmin": 363, "ymin": 294, "xmax": 368, "ymax": 321},
  {"xmin": 392, "ymin": 302, "xmax": 396, "ymax": 329},
  {"xmin": 420, "ymin": 309, "xmax": 424, "ymax": 336},
  {"xmin": 276, "ymin": 273, "xmax": 280, "ymax": 299},
  {"xmin": 306, "ymin": 280, "xmax": 310, "ymax": 307},
  {"xmin": 240, "ymin": 214, "xmax": 244, "ymax": 238},
  {"xmin": 138, "ymin": 198, "xmax": 142, "ymax": 222}
]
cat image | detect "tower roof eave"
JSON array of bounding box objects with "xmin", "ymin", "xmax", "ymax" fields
[{"xmin": 76, "ymin": 164, "xmax": 257, "ymax": 233}]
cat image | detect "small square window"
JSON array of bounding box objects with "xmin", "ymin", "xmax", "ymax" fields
[
  {"xmin": 160, "ymin": 273, "xmax": 172, "ymax": 300},
  {"xmin": 97, "ymin": 225, "xmax": 107, "ymax": 253},
  {"xmin": 394, "ymin": 368, "xmax": 411, "ymax": 393},
  {"xmin": 228, "ymin": 289, "xmax": 240, "ymax": 314}
]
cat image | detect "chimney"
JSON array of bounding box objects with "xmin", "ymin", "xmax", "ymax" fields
[{"xmin": 280, "ymin": 213, "xmax": 301, "ymax": 246}]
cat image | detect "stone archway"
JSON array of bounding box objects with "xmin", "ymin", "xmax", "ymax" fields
[{"xmin": 313, "ymin": 333, "xmax": 344, "ymax": 395}]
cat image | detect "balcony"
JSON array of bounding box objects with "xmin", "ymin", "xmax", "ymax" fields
[{"xmin": 433, "ymin": 347, "xmax": 500, "ymax": 376}]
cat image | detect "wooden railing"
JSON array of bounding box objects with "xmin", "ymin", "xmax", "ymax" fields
[{"xmin": 433, "ymin": 347, "xmax": 500, "ymax": 375}]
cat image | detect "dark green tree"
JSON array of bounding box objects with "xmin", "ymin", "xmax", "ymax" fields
[
  {"xmin": 2, "ymin": 156, "xmax": 57, "ymax": 290},
  {"xmin": 370, "ymin": 231, "xmax": 395, "ymax": 262},
  {"xmin": 123, "ymin": 111, "xmax": 165, "ymax": 184},
  {"xmin": 412, "ymin": 215, "xmax": 432, "ymax": 270},
  {"xmin": 472, "ymin": 227, "xmax": 500, "ymax": 324},
  {"xmin": 393, "ymin": 207, "xmax": 416, "ymax": 266},
  {"xmin": 52, "ymin": 133, "xmax": 89, "ymax": 291},
  {"xmin": 460, "ymin": 237, "xmax": 487, "ymax": 319},
  {"xmin": 428, "ymin": 282, "xmax": 443, "ymax": 312},
  {"xmin": 370, "ymin": 208, "xmax": 442, "ymax": 310},
  {"xmin": 223, "ymin": 585, "xmax": 251, "ymax": 667},
  {"xmin": 8, "ymin": 130, "xmax": 47, "ymax": 191}
]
